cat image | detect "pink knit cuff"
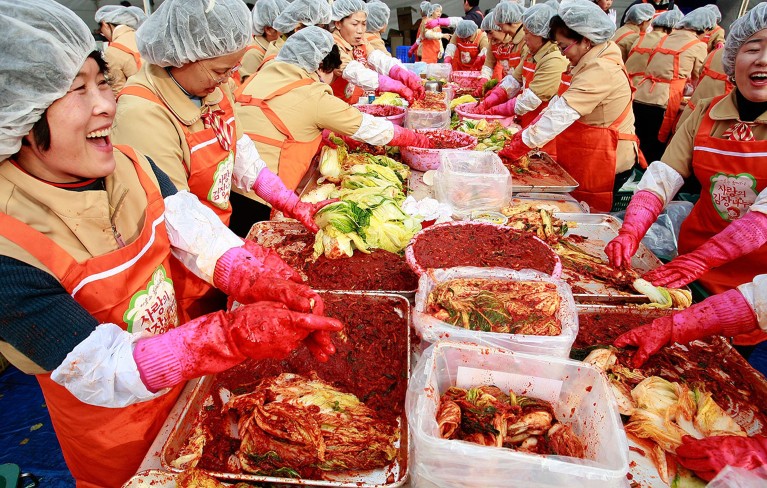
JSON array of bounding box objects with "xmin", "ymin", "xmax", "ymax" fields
[
  {"xmin": 134, "ymin": 334, "xmax": 185, "ymax": 392},
  {"xmin": 213, "ymin": 246, "xmax": 250, "ymax": 295}
]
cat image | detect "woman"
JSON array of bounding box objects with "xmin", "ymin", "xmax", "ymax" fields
[
  {"xmin": 234, "ymin": 28, "xmax": 432, "ymax": 231},
  {"xmin": 632, "ymin": 7, "xmax": 713, "ymax": 164},
  {"xmin": 497, "ymin": 0, "xmax": 644, "ymax": 213},
  {"xmin": 95, "ymin": 5, "xmax": 146, "ymax": 94},
  {"xmin": 703, "ymin": 4, "xmax": 725, "ymax": 53},
  {"xmin": 675, "ymin": 46, "xmax": 733, "ymax": 130},
  {"xmin": 329, "ymin": 0, "xmax": 423, "ymax": 105},
  {"xmin": 612, "ymin": 3, "xmax": 655, "ymax": 61},
  {"xmin": 0, "ymin": 2, "xmax": 342, "ymax": 486},
  {"xmin": 593, "ymin": 0, "xmax": 616, "ymax": 26},
  {"xmin": 421, "ymin": 3, "xmax": 450, "ymax": 64},
  {"xmin": 408, "ymin": 1, "xmax": 432, "ymax": 61},
  {"xmin": 477, "ymin": 2, "xmax": 527, "ymax": 95},
  {"xmin": 238, "ymin": 0, "xmax": 288, "ymax": 82},
  {"xmin": 477, "ymin": 3, "xmax": 567, "ymax": 159},
  {"xmin": 365, "ymin": 0, "xmax": 390, "ymax": 54},
  {"xmin": 606, "ymin": 3, "xmax": 767, "ymax": 354},
  {"xmin": 444, "ymin": 19, "xmax": 489, "ymax": 71},
  {"xmin": 112, "ymin": 0, "xmax": 331, "ymax": 321},
  {"xmin": 624, "ymin": 7, "xmax": 682, "ymax": 87}
]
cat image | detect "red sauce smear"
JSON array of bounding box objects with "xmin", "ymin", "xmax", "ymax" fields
[
  {"xmin": 410, "ymin": 91, "xmax": 447, "ymax": 111},
  {"xmin": 357, "ymin": 105, "xmax": 404, "ymax": 117},
  {"xmin": 423, "ymin": 129, "xmax": 474, "ymax": 149}
]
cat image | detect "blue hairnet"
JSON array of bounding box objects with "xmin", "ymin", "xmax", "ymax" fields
[
  {"xmin": 624, "ymin": 3, "xmax": 655, "ymax": 24},
  {"xmin": 273, "ymin": 0, "xmax": 332, "ymax": 34},
  {"xmin": 558, "ymin": 0, "xmax": 615, "ymax": 45},
  {"xmin": 97, "ymin": 6, "xmax": 146, "ymax": 30},
  {"xmin": 723, "ymin": 2, "xmax": 767, "ymax": 78},
  {"xmin": 523, "ymin": 4, "xmax": 557, "ymax": 38},
  {"xmin": 252, "ymin": 0, "xmax": 289, "ymax": 36},
  {"xmin": 366, "ymin": 1, "xmax": 391, "ymax": 33},
  {"xmin": 331, "ymin": 0, "xmax": 367, "ymax": 22},
  {"xmin": 420, "ymin": 1, "xmax": 431, "ymax": 15},
  {"xmin": 276, "ymin": 26, "xmax": 335, "ymax": 73},
  {"xmin": 675, "ymin": 6, "xmax": 717, "ymax": 32}
]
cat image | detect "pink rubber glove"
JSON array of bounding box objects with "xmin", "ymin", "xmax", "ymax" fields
[
  {"xmin": 408, "ymin": 41, "xmax": 419, "ymax": 58},
  {"xmin": 644, "ymin": 210, "xmax": 767, "ymax": 289},
  {"xmin": 471, "ymin": 55, "xmax": 486, "ymax": 71},
  {"xmin": 486, "ymin": 97, "xmax": 518, "ymax": 116},
  {"xmin": 444, "ymin": 56, "xmax": 453, "ymax": 65},
  {"xmin": 604, "ymin": 190, "xmax": 664, "ymax": 269},
  {"xmin": 476, "ymin": 85, "xmax": 509, "ymax": 112},
  {"xmin": 134, "ymin": 302, "xmax": 344, "ymax": 391},
  {"xmin": 389, "ymin": 65, "xmax": 425, "ymax": 100},
  {"xmin": 472, "ymin": 78, "xmax": 489, "ymax": 98},
  {"xmin": 241, "ymin": 239, "xmax": 303, "ymax": 283},
  {"xmin": 613, "ymin": 288, "xmax": 758, "ymax": 367},
  {"xmin": 389, "ymin": 125, "xmax": 433, "ymax": 148},
  {"xmin": 426, "ymin": 18, "xmax": 451, "ymax": 28},
  {"xmin": 676, "ymin": 435, "xmax": 767, "ymax": 482},
  {"xmin": 498, "ymin": 131, "xmax": 531, "ymax": 162},
  {"xmin": 377, "ymin": 74, "xmax": 414, "ymax": 104},
  {"xmin": 253, "ymin": 168, "xmax": 336, "ymax": 233}
]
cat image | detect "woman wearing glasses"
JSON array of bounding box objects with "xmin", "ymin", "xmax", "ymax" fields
[
  {"xmin": 113, "ymin": 0, "xmax": 331, "ymax": 322},
  {"xmin": 498, "ymin": 0, "xmax": 644, "ymax": 212}
]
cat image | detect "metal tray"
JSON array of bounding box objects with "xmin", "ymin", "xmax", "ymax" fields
[
  {"xmin": 161, "ymin": 292, "xmax": 411, "ymax": 487},
  {"xmin": 508, "ymin": 192, "xmax": 586, "ymax": 214},
  {"xmin": 508, "ymin": 152, "xmax": 579, "ymax": 193}
]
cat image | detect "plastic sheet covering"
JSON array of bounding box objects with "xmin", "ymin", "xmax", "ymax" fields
[
  {"xmin": 433, "ymin": 150, "xmax": 510, "ymax": 218},
  {"xmin": 613, "ymin": 200, "xmax": 694, "ymax": 261},
  {"xmin": 708, "ymin": 465, "xmax": 767, "ymax": 488}
]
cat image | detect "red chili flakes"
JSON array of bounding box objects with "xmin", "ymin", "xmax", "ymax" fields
[
  {"xmin": 357, "ymin": 105, "xmax": 405, "ymax": 117},
  {"xmin": 410, "ymin": 92, "xmax": 447, "ymax": 111}
]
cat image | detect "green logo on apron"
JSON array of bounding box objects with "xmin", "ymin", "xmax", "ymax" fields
[
  {"xmin": 709, "ymin": 172, "xmax": 758, "ymax": 222},
  {"xmin": 123, "ymin": 264, "xmax": 178, "ymax": 333}
]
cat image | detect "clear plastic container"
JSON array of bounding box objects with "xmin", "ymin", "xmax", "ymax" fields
[
  {"xmin": 412, "ymin": 267, "xmax": 578, "ymax": 358},
  {"xmin": 405, "ymin": 106, "xmax": 452, "ymax": 130},
  {"xmin": 434, "ymin": 150, "xmax": 511, "ymax": 218},
  {"xmin": 425, "ymin": 63, "xmax": 452, "ymax": 83},
  {"xmin": 403, "ymin": 61, "xmax": 428, "ymax": 76},
  {"xmin": 406, "ymin": 341, "xmax": 630, "ymax": 488}
]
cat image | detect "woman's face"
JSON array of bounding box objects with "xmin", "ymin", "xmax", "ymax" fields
[
  {"xmin": 524, "ymin": 28, "xmax": 545, "ymax": 54},
  {"xmin": 431, "ymin": 7, "xmax": 442, "ymax": 19},
  {"xmin": 99, "ymin": 22, "xmax": 113, "ymax": 41},
  {"xmin": 555, "ymin": 31, "xmax": 590, "ymax": 66},
  {"xmin": 335, "ymin": 12, "xmax": 367, "ymax": 46},
  {"xmin": 19, "ymin": 57, "xmax": 116, "ymax": 183},
  {"xmin": 489, "ymin": 29, "xmax": 506, "ymax": 43},
  {"xmin": 735, "ymin": 28, "xmax": 767, "ymax": 103},
  {"xmin": 263, "ymin": 26, "xmax": 281, "ymax": 42},
  {"xmin": 597, "ymin": 0, "xmax": 613, "ymax": 11},
  {"xmin": 169, "ymin": 49, "xmax": 246, "ymax": 97},
  {"xmin": 498, "ymin": 22, "xmax": 521, "ymax": 35}
]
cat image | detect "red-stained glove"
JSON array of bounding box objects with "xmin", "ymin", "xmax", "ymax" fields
[
  {"xmin": 471, "ymin": 55, "xmax": 486, "ymax": 71},
  {"xmin": 377, "ymin": 74, "xmax": 414, "ymax": 104},
  {"xmin": 486, "ymin": 97, "xmax": 518, "ymax": 116},
  {"xmin": 644, "ymin": 210, "xmax": 767, "ymax": 289},
  {"xmin": 241, "ymin": 239, "xmax": 303, "ymax": 283},
  {"xmin": 389, "ymin": 125, "xmax": 433, "ymax": 148},
  {"xmin": 498, "ymin": 130, "xmax": 531, "ymax": 162},
  {"xmin": 676, "ymin": 435, "xmax": 767, "ymax": 482},
  {"xmin": 253, "ymin": 169, "xmax": 337, "ymax": 233},
  {"xmin": 476, "ymin": 85, "xmax": 509, "ymax": 112},
  {"xmin": 408, "ymin": 41, "xmax": 419, "ymax": 59},
  {"xmin": 389, "ymin": 65, "xmax": 425, "ymax": 100},
  {"xmin": 444, "ymin": 56, "xmax": 453, "ymax": 65},
  {"xmin": 613, "ymin": 288, "xmax": 758, "ymax": 367},
  {"xmin": 472, "ymin": 78, "xmax": 489, "ymax": 98},
  {"xmin": 604, "ymin": 190, "xmax": 664, "ymax": 269},
  {"xmin": 133, "ymin": 302, "xmax": 344, "ymax": 391},
  {"xmin": 321, "ymin": 129, "xmax": 364, "ymax": 151},
  {"xmin": 426, "ymin": 18, "xmax": 451, "ymax": 29}
]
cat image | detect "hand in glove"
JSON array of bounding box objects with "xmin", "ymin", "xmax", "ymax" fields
[
  {"xmin": 473, "ymin": 78, "xmax": 489, "ymax": 98},
  {"xmin": 377, "ymin": 75, "xmax": 414, "ymax": 104},
  {"xmin": 253, "ymin": 169, "xmax": 337, "ymax": 233},
  {"xmin": 613, "ymin": 288, "xmax": 758, "ymax": 367},
  {"xmin": 389, "ymin": 65, "xmax": 425, "ymax": 100},
  {"xmin": 604, "ymin": 190, "xmax": 664, "ymax": 269},
  {"xmin": 134, "ymin": 302, "xmax": 344, "ymax": 391},
  {"xmin": 644, "ymin": 210, "xmax": 767, "ymax": 288},
  {"xmin": 444, "ymin": 56, "xmax": 453, "ymax": 65},
  {"xmin": 486, "ymin": 97, "xmax": 518, "ymax": 116},
  {"xmin": 471, "ymin": 55, "xmax": 486, "ymax": 71},
  {"xmin": 408, "ymin": 41, "xmax": 419, "ymax": 59},
  {"xmin": 321, "ymin": 129, "xmax": 363, "ymax": 151},
  {"xmin": 476, "ymin": 85, "xmax": 509, "ymax": 112},
  {"xmin": 498, "ymin": 131, "xmax": 532, "ymax": 162},
  {"xmin": 389, "ymin": 125, "xmax": 433, "ymax": 148},
  {"xmin": 241, "ymin": 239, "xmax": 303, "ymax": 283},
  {"xmin": 676, "ymin": 435, "xmax": 767, "ymax": 482},
  {"xmin": 426, "ymin": 18, "xmax": 451, "ymax": 29}
]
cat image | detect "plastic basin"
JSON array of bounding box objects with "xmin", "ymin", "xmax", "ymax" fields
[
  {"xmin": 399, "ymin": 129, "xmax": 477, "ymax": 171},
  {"xmin": 355, "ymin": 104, "xmax": 406, "ymax": 126},
  {"xmin": 455, "ymin": 102, "xmax": 518, "ymax": 128}
]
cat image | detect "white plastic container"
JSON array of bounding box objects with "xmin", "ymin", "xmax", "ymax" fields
[
  {"xmin": 434, "ymin": 150, "xmax": 511, "ymax": 219},
  {"xmin": 405, "ymin": 106, "xmax": 452, "ymax": 130},
  {"xmin": 425, "ymin": 63, "xmax": 452, "ymax": 83},
  {"xmin": 406, "ymin": 341, "xmax": 630, "ymax": 488},
  {"xmin": 413, "ymin": 267, "xmax": 578, "ymax": 358}
]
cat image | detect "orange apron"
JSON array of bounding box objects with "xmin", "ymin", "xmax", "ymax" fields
[
  {"xmin": 614, "ymin": 29, "xmax": 641, "ymax": 45},
  {"xmin": 687, "ymin": 49, "xmax": 734, "ymax": 112},
  {"xmin": 421, "ymin": 27, "xmax": 443, "ymax": 64},
  {"xmin": 0, "ymin": 146, "xmax": 183, "ymax": 487},
  {"xmin": 232, "ymin": 42, "xmax": 267, "ymax": 86},
  {"xmin": 109, "ymin": 42, "xmax": 142, "ymax": 70},
  {"xmin": 703, "ymin": 25, "xmax": 725, "ymax": 51},
  {"xmin": 519, "ymin": 57, "xmax": 557, "ymax": 159},
  {"xmin": 626, "ymin": 33, "xmax": 668, "ymax": 85},
  {"xmin": 236, "ymin": 78, "xmax": 323, "ymax": 191},
  {"xmin": 677, "ymin": 95, "xmax": 767, "ymax": 345},
  {"xmin": 452, "ymin": 31, "xmax": 481, "ymax": 71},
  {"xmin": 331, "ymin": 41, "xmax": 370, "ymax": 105},
  {"xmin": 118, "ymin": 86, "xmax": 234, "ymax": 322},
  {"xmin": 555, "ymin": 68, "xmax": 646, "ymax": 212},
  {"xmin": 638, "ymin": 37, "xmax": 703, "ymax": 143},
  {"xmin": 491, "ymin": 40, "xmax": 519, "ymax": 81}
]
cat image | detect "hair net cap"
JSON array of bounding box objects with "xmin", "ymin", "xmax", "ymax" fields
[
  {"xmin": 651, "ymin": 6, "xmax": 682, "ymax": 29},
  {"xmin": 675, "ymin": 6, "xmax": 717, "ymax": 32},
  {"xmin": 136, "ymin": 0, "xmax": 251, "ymax": 67},
  {"xmin": 0, "ymin": 0, "xmax": 96, "ymax": 161},
  {"xmin": 366, "ymin": 1, "xmax": 391, "ymax": 33},
  {"xmin": 624, "ymin": 3, "xmax": 655, "ymax": 24},
  {"xmin": 723, "ymin": 2, "xmax": 767, "ymax": 78},
  {"xmin": 494, "ymin": 2, "xmax": 525, "ymax": 25},
  {"xmin": 97, "ymin": 6, "xmax": 146, "ymax": 30},
  {"xmin": 95, "ymin": 5, "xmax": 121, "ymax": 24},
  {"xmin": 455, "ymin": 19, "xmax": 478, "ymax": 38},
  {"xmin": 420, "ymin": 1, "xmax": 431, "ymax": 15},
  {"xmin": 126, "ymin": 7, "xmax": 148, "ymax": 28},
  {"xmin": 705, "ymin": 4, "xmax": 722, "ymax": 23},
  {"xmin": 332, "ymin": 0, "xmax": 367, "ymax": 22},
  {"xmin": 252, "ymin": 0, "xmax": 289, "ymax": 36},
  {"xmin": 558, "ymin": 0, "xmax": 616, "ymax": 45},
  {"xmin": 426, "ymin": 3, "xmax": 443, "ymax": 18},
  {"xmin": 275, "ymin": 26, "xmax": 334, "ymax": 73},
  {"xmin": 523, "ymin": 4, "xmax": 556, "ymax": 38},
  {"xmin": 273, "ymin": 0, "xmax": 332, "ymax": 34},
  {"xmin": 481, "ymin": 11, "xmax": 500, "ymax": 32}
]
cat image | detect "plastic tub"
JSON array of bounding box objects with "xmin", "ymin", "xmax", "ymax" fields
[
  {"xmin": 404, "ymin": 106, "xmax": 451, "ymax": 131},
  {"xmin": 354, "ymin": 104, "xmax": 406, "ymax": 126},
  {"xmin": 400, "ymin": 129, "xmax": 476, "ymax": 171},
  {"xmin": 426, "ymin": 63, "xmax": 452, "ymax": 83},
  {"xmin": 406, "ymin": 341, "xmax": 629, "ymax": 488},
  {"xmin": 402, "ymin": 61, "xmax": 428, "ymax": 76},
  {"xmin": 455, "ymin": 102, "xmax": 517, "ymax": 128},
  {"xmin": 434, "ymin": 150, "xmax": 510, "ymax": 218},
  {"xmin": 450, "ymin": 70, "xmax": 485, "ymax": 95},
  {"xmin": 413, "ymin": 268, "xmax": 578, "ymax": 358}
]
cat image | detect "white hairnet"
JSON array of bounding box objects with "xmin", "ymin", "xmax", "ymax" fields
[
  {"xmin": 705, "ymin": 4, "xmax": 722, "ymax": 23},
  {"xmin": 273, "ymin": 0, "xmax": 332, "ymax": 34},
  {"xmin": 331, "ymin": 0, "xmax": 367, "ymax": 22},
  {"xmin": 136, "ymin": 0, "xmax": 251, "ymax": 68},
  {"xmin": 494, "ymin": 2, "xmax": 525, "ymax": 25},
  {"xmin": 252, "ymin": 0, "xmax": 289, "ymax": 36},
  {"xmin": 95, "ymin": 5, "xmax": 121, "ymax": 24},
  {"xmin": 675, "ymin": 6, "xmax": 717, "ymax": 32},
  {"xmin": 420, "ymin": 1, "xmax": 431, "ymax": 15},
  {"xmin": 275, "ymin": 26, "xmax": 334, "ymax": 73},
  {"xmin": 126, "ymin": 7, "xmax": 148, "ymax": 28},
  {"xmin": 545, "ymin": 0, "xmax": 560, "ymax": 11},
  {"xmin": 481, "ymin": 10, "xmax": 500, "ymax": 31},
  {"xmin": 97, "ymin": 6, "xmax": 146, "ymax": 30},
  {"xmin": 366, "ymin": 1, "xmax": 390, "ymax": 33},
  {"xmin": 523, "ymin": 4, "xmax": 557, "ymax": 38},
  {"xmin": 455, "ymin": 19, "xmax": 478, "ymax": 38},
  {"xmin": 624, "ymin": 3, "xmax": 655, "ymax": 24},
  {"xmin": 426, "ymin": 3, "xmax": 443, "ymax": 18},
  {"xmin": 558, "ymin": 0, "xmax": 615, "ymax": 45},
  {"xmin": 723, "ymin": 2, "xmax": 767, "ymax": 78},
  {"xmin": 651, "ymin": 6, "xmax": 682, "ymax": 29},
  {"xmin": 0, "ymin": 0, "xmax": 96, "ymax": 161}
]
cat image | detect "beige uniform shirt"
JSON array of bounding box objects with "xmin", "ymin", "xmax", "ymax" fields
[
  {"xmin": 707, "ymin": 26, "xmax": 726, "ymax": 52},
  {"xmin": 334, "ymin": 32, "xmax": 373, "ymax": 72},
  {"xmin": 112, "ymin": 64, "xmax": 244, "ymax": 192},
  {"xmin": 234, "ymin": 61, "xmax": 363, "ymax": 201},
  {"xmin": 625, "ymin": 29, "xmax": 666, "ymax": 86},
  {"xmin": 255, "ymin": 37, "xmax": 286, "ymax": 73},
  {"xmin": 634, "ymin": 29, "xmax": 708, "ymax": 108},
  {"xmin": 367, "ymin": 32, "xmax": 388, "ymax": 53},
  {"xmin": 676, "ymin": 49, "xmax": 729, "ymax": 129},
  {"xmin": 448, "ymin": 31, "xmax": 490, "ymax": 56},
  {"xmin": 239, "ymin": 36, "xmax": 271, "ymax": 80},
  {"xmin": 612, "ymin": 24, "xmax": 641, "ymax": 61},
  {"xmin": 562, "ymin": 42, "xmax": 639, "ymax": 174},
  {"xmin": 663, "ymin": 91, "xmax": 767, "ymax": 178},
  {"xmin": 512, "ymin": 42, "xmax": 569, "ymax": 102},
  {"xmin": 104, "ymin": 25, "xmax": 141, "ymax": 94}
]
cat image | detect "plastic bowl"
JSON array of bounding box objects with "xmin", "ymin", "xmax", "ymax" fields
[
  {"xmin": 450, "ymin": 70, "xmax": 485, "ymax": 95},
  {"xmin": 399, "ymin": 129, "xmax": 477, "ymax": 171},
  {"xmin": 455, "ymin": 102, "xmax": 518, "ymax": 128},
  {"xmin": 355, "ymin": 104, "xmax": 406, "ymax": 126}
]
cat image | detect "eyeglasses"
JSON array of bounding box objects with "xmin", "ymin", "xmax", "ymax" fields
[
  {"xmin": 557, "ymin": 41, "xmax": 576, "ymax": 54},
  {"xmin": 200, "ymin": 62, "xmax": 241, "ymax": 85}
]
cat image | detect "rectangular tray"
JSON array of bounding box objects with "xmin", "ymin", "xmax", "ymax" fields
[
  {"xmin": 161, "ymin": 291, "xmax": 411, "ymax": 487},
  {"xmin": 509, "ymin": 192, "xmax": 586, "ymax": 214},
  {"xmin": 508, "ymin": 152, "xmax": 579, "ymax": 193}
]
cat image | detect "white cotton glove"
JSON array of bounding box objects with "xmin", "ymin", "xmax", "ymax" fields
[
  {"xmin": 351, "ymin": 113, "xmax": 395, "ymax": 146},
  {"xmin": 636, "ymin": 161, "xmax": 685, "ymax": 206},
  {"xmin": 499, "ymin": 74, "xmax": 522, "ymax": 98},
  {"xmin": 523, "ymin": 95, "xmax": 581, "ymax": 148},
  {"xmin": 343, "ymin": 60, "xmax": 379, "ymax": 92},
  {"xmin": 738, "ymin": 274, "xmax": 767, "ymax": 332},
  {"xmin": 515, "ymin": 89, "xmax": 543, "ymax": 116},
  {"xmin": 233, "ymin": 134, "xmax": 267, "ymax": 191},
  {"xmin": 367, "ymin": 49, "xmax": 401, "ymax": 76}
]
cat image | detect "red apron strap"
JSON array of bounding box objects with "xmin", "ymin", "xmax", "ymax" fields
[{"xmin": 237, "ymin": 78, "xmax": 315, "ymax": 143}]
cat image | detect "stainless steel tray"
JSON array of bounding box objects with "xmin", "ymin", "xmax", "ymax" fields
[
  {"xmin": 509, "ymin": 152, "xmax": 579, "ymax": 193},
  {"xmin": 509, "ymin": 192, "xmax": 587, "ymax": 214},
  {"xmin": 161, "ymin": 291, "xmax": 411, "ymax": 487}
]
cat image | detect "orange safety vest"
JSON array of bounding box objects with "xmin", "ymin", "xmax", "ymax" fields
[
  {"xmin": 626, "ymin": 33, "xmax": 668, "ymax": 85},
  {"xmin": 519, "ymin": 57, "xmax": 557, "ymax": 159},
  {"xmin": 687, "ymin": 48, "xmax": 734, "ymax": 112},
  {"xmin": 236, "ymin": 78, "xmax": 323, "ymax": 191},
  {"xmin": 637, "ymin": 36, "xmax": 704, "ymax": 143},
  {"xmin": 117, "ymin": 86, "xmax": 234, "ymax": 322},
  {"xmin": 452, "ymin": 31, "xmax": 482, "ymax": 71},
  {"xmin": 677, "ymin": 95, "xmax": 767, "ymax": 345},
  {"xmin": 109, "ymin": 42, "xmax": 142, "ymax": 70},
  {"xmin": 0, "ymin": 146, "xmax": 183, "ymax": 487}
]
